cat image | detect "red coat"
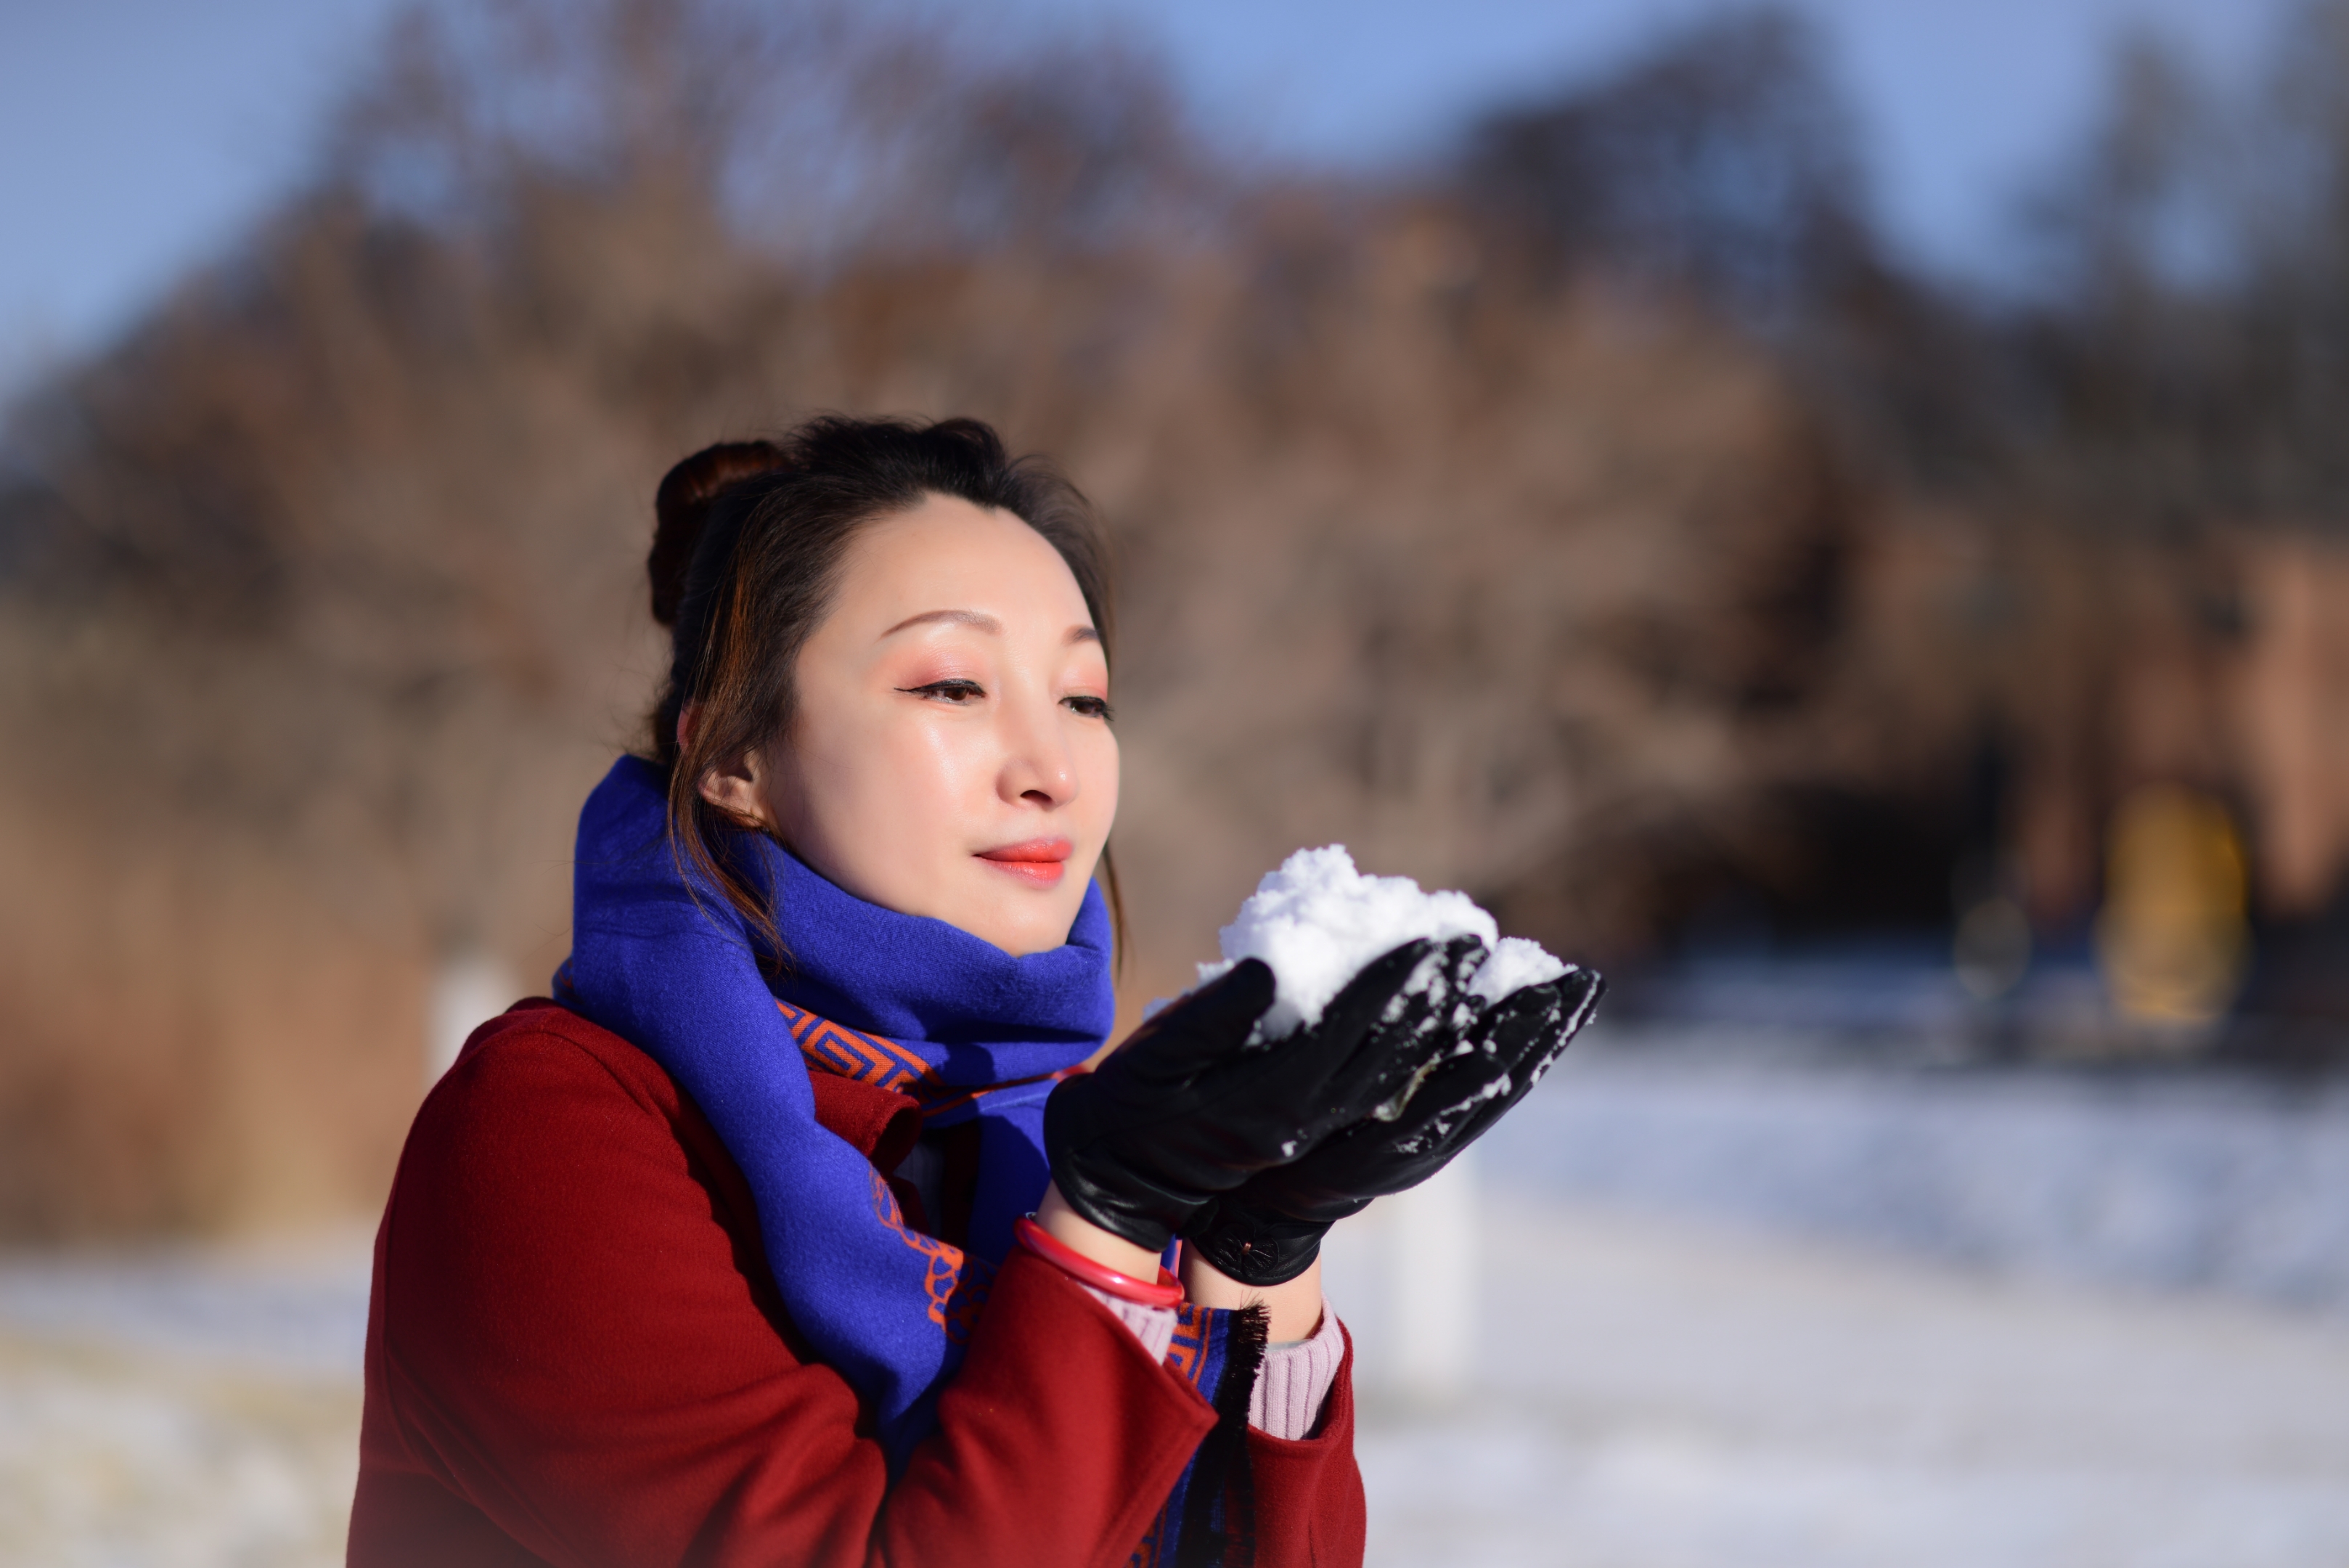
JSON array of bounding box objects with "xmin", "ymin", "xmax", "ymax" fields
[{"xmin": 348, "ymin": 1000, "xmax": 1366, "ymax": 1567}]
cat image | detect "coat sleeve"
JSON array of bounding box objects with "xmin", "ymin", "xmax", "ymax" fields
[
  {"xmin": 350, "ymin": 1016, "xmax": 1223, "ymax": 1568},
  {"xmin": 1244, "ymin": 1326, "xmax": 1368, "ymax": 1567}
]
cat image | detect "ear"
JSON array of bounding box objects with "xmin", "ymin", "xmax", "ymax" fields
[{"xmin": 696, "ymin": 747, "xmax": 772, "ymax": 829}]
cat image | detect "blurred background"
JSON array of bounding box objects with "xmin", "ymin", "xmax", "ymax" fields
[{"xmin": 3, "ymin": 0, "xmax": 2348, "ymax": 1562}]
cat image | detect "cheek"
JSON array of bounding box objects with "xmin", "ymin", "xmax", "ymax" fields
[
  {"xmin": 818, "ymin": 705, "xmax": 993, "ymax": 827},
  {"xmin": 1094, "ymin": 730, "xmax": 1121, "ymax": 823},
  {"xmin": 773, "ymin": 682, "xmax": 944, "ymax": 843},
  {"xmin": 1075, "ymin": 726, "xmax": 1120, "ymax": 844},
  {"xmin": 897, "ymin": 714, "xmax": 1000, "ymax": 816}
]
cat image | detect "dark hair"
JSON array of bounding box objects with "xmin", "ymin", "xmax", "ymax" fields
[{"xmin": 645, "ymin": 415, "xmax": 1125, "ymax": 965}]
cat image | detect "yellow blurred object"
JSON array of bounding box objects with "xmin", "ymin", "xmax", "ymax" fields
[{"xmin": 2093, "ymin": 785, "xmax": 2250, "ymax": 1029}]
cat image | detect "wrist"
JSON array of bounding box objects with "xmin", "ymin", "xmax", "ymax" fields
[
  {"xmin": 1037, "ymin": 1183, "xmax": 1164, "ymax": 1281},
  {"xmin": 1182, "ymin": 1248, "xmax": 1325, "ymax": 1343}
]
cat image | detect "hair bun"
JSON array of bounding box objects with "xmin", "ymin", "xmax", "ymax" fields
[{"xmin": 649, "ymin": 439, "xmax": 791, "ymax": 627}]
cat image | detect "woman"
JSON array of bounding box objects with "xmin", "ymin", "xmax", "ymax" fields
[{"xmin": 348, "ymin": 416, "xmax": 1599, "ymax": 1567}]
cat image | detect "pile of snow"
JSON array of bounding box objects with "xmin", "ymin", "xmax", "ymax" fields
[
  {"xmin": 1467, "ymin": 934, "xmax": 1570, "ymax": 1005},
  {"xmin": 1198, "ymin": 846, "xmax": 1569, "ymax": 1039}
]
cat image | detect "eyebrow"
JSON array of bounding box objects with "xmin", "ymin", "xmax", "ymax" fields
[
  {"xmin": 882, "ymin": 608, "xmax": 1000, "ymax": 637},
  {"xmin": 881, "ymin": 608, "xmax": 1100, "ymax": 645}
]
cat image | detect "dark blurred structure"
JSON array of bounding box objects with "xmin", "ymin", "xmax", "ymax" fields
[
  {"xmin": 3, "ymin": 0, "xmax": 2348, "ymax": 1238},
  {"xmin": 1461, "ymin": 8, "xmax": 1876, "ymax": 323}
]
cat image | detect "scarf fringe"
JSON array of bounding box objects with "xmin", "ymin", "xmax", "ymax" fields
[{"xmin": 1175, "ymin": 1302, "xmax": 1267, "ymax": 1568}]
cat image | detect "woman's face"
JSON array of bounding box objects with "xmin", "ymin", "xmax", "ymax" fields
[{"xmin": 708, "ymin": 494, "xmax": 1119, "ymax": 957}]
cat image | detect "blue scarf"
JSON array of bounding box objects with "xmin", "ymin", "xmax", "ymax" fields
[{"xmin": 557, "ymin": 756, "xmax": 1115, "ymax": 1458}]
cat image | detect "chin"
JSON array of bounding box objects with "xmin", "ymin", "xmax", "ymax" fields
[
  {"xmin": 969, "ymin": 903, "xmax": 1079, "ymax": 959},
  {"xmin": 948, "ymin": 873, "xmax": 1082, "ymax": 955},
  {"xmin": 1002, "ymin": 916, "xmax": 1071, "ymax": 958}
]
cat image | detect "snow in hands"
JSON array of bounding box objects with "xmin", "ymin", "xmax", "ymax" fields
[{"xmin": 1198, "ymin": 845, "xmax": 1572, "ymax": 1040}]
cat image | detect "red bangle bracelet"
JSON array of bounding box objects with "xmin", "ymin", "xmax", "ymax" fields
[{"xmin": 1013, "ymin": 1215, "xmax": 1185, "ymax": 1309}]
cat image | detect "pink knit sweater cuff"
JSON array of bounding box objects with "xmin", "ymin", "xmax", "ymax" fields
[
  {"xmin": 1080, "ymin": 1288, "xmax": 1343, "ymax": 1440},
  {"xmin": 1079, "ymin": 1286, "xmax": 1177, "ymax": 1361},
  {"xmin": 1249, "ymin": 1300, "xmax": 1343, "ymax": 1440}
]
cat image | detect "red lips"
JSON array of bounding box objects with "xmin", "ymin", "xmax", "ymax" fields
[{"xmin": 977, "ymin": 837, "xmax": 1073, "ymax": 888}]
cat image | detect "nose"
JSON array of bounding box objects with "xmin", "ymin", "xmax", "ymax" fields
[{"xmin": 997, "ymin": 683, "xmax": 1079, "ymax": 809}]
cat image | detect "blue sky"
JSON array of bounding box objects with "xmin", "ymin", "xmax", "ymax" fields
[{"xmin": 0, "ymin": 0, "xmax": 2300, "ymax": 393}]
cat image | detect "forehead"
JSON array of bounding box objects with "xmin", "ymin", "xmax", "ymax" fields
[{"xmin": 836, "ymin": 494, "xmax": 1090, "ymax": 619}]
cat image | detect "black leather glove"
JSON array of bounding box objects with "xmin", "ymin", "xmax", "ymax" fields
[
  {"xmin": 1045, "ymin": 935, "xmax": 1489, "ymax": 1253},
  {"xmin": 1183, "ymin": 967, "xmax": 1605, "ymax": 1285}
]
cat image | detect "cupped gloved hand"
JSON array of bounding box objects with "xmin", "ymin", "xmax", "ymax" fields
[
  {"xmin": 1182, "ymin": 967, "xmax": 1605, "ymax": 1286},
  {"xmin": 1045, "ymin": 935, "xmax": 1490, "ymax": 1254}
]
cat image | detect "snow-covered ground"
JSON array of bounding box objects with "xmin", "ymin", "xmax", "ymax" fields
[
  {"xmin": 1328, "ymin": 1029, "xmax": 2349, "ymax": 1566},
  {"xmin": 1330, "ymin": 1194, "xmax": 2349, "ymax": 1567},
  {"xmin": 1, "ymin": 1037, "xmax": 2345, "ymax": 1566},
  {"xmin": 0, "ymin": 1236, "xmax": 368, "ymax": 1567}
]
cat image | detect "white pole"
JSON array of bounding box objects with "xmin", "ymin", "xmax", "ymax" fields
[
  {"xmin": 428, "ymin": 950, "xmax": 519, "ymax": 1087},
  {"xmin": 1385, "ymin": 1148, "xmax": 1479, "ymax": 1400}
]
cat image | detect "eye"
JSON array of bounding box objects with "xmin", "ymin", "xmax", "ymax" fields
[
  {"xmin": 1063, "ymin": 694, "xmax": 1114, "ymax": 722},
  {"xmin": 899, "ymin": 679, "xmax": 985, "ymax": 704}
]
